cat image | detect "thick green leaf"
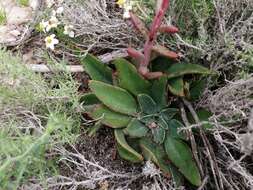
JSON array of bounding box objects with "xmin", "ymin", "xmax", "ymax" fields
[
  {"xmin": 152, "ymin": 56, "xmax": 175, "ymax": 72},
  {"xmin": 157, "ymin": 117, "xmax": 168, "ymax": 129},
  {"xmin": 139, "ymin": 137, "xmax": 185, "ymax": 186},
  {"xmin": 190, "ymin": 79, "xmax": 206, "ymax": 101},
  {"xmin": 90, "ymin": 105, "xmax": 131, "ymax": 128},
  {"xmin": 80, "ymin": 93, "xmax": 101, "ymax": 112},
  {"xmin": 124, "ymin": 119, "xmax": 148, "ymax": 138},
  {"xmin": 168, "ymin": 77, "xmax": 185, "ymax": 97},
  {"xmin": 139, "ymin": 138, "xmax": 171, "ymax": 175},
  {"xmin": 127, "ymin": 138, "xmax": 142, "ymax": 153},
  {"xmin": 114, "ymin": 58, "xmax": 151, "ymax": 95},
  {"xmin": 160, "ymin": 108, "xmax": 178, "ymax": 123},
  {"xmin": 164, "ymin": 136, "xmax": 201, "ymax": 186},
  {"xmin": 137, "ymin": 94, "xmax": 157, "ymax": 114},
  {"xmin": 152, "ymin": 127, "xmax": 166, "ymax": 144},
  {"xmin": 197, "ymin": 109, "xmax": 213, "ymax": 129},
  {"xmin": 80, "ymin": 93, "xmax": 100, "ymax": 105},
  {"xmin": 140, "ymin": 115, "xmax": 155, "ymax": 125},
  {"xmin": 151, "ymin": 76, "xmax": 168, "ymax": 109},
  {"xmin": 169, "ymin": 164, "xmax": 185, "ymax": 187},
  {"xmin": 89, "ymin": 80, "xmax": 137, "ymax": 115},
  {"xmin": 188, "ymin": 109, "xmax": 213, "ymax": 130},
  {"xmin": 168, "ymin": 119, "xmax": 187, "ymax": 140},
  {"xmin": 81, "ymin": 54, "xmax": 113, "ymax": 84},
  {"xmin": 166, "ymin": 64, "xmax": 211, "ymax": 79},
  {"xmin": 140, "ymin": 138, "xmax": 184, "ymax": 187},
  {"xmin": 115, "ymin": 129, "xmax": 143, "ymax": 163}
]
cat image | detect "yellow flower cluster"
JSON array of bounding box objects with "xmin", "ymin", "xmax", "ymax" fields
[
  {"xmin": 116, "ymin": 0, "xmax": 134, "ymax": 19},
  {"xmin": 39, "ymin": 1, "xmax": 75, "ymax": 50}
]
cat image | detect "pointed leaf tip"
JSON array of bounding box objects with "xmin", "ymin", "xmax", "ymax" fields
[
  {"xmin": 114, "ymin": 58, "xmax": 151, "ymax": 96},
  {"xmin": 168, "ymin": 77, "xmax": 185, "ymax": 97},
  {"xmin": 166, "ymin": 63, "xmax": 212, "ymax": 79},
  {"xmin": 124, "ymin": 119, "xmax": 148, "ymax": 138},
  {"xmin": 152, "ymin": 45, "xmax": 179, "ymax": 59},
  {"xmin": 81, "ymin": 54, "xmax": 113, "ymax": 84},
  {"xmin": 90, "ymin": 105, "xmax": 131, "ymax": 128},
  {"xmin": 164, "ymin": 136, "xmax": 201, "ymax": 186},
  {"xmin": 115, "ymin": 129, "xmax": 143, "ymax": 163}
]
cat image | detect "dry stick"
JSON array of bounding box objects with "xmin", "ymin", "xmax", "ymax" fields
[
  {"xmin": 182, "ymin": 99, "xmax": 224, "ymax": 190},
  {"xmin": 25, "ymin": 50, "xmax": 128, "ymax": 73},
  {"xmin": 197, "ymin": 176, "xmax": 209, "ymax": 190},
  {"xmin": 179, "ymin": 102, "xmax": 204, "ymax": 178},
  {"xmin": 26, "ymin": 64, "xmax": 84, "ymax": 73}
]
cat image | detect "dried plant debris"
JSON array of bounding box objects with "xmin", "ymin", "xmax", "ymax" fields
[
  {"xmin": 204, "ymin": 0, "xmax": 253, "ymax": 73},
  {"xmin": 21, "ymin": 133, "xmax": 180, "ymax": 190},
  {"xmin": 59, "ymin": 0, "xmax": 141, "ymax": 53},
  {"xmin": 202, "ymin": 76, "xmax": 253, "ymax": 120}
]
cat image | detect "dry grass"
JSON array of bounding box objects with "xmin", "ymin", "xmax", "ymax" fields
[{"xmin": 59, "ymin": 0, "xmax": 142, "ymax": 55}]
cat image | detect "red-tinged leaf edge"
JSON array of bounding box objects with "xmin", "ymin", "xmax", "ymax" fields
[
  {"xmin": 159, "ymin": 25, "xmax": 179, "ymax": 34},
  {"xmin": 152, "ymin": 45, "xmax": 179, "ymax": 60}
]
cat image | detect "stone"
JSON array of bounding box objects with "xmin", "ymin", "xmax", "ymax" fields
[{"xmin": 7, "ymin": 6, "xmax": 32, "ymax": 25}]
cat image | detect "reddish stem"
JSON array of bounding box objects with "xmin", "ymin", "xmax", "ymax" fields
[
  {"xmin": 129, "ymin": 12, "xmax": 148, "ymax": 37},
  {"xmin": 141, "ymin": 0, "xmax": 170, "ymax": 67}
]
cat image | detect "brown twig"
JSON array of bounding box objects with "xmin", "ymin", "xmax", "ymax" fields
[
  {"xmin": 25, "ymin": 50, "xmax": 128, "ymax": 73},
  {"xmin": 179, "ymin": 102, "xmax": 204, "ymax": 178},
  {"xmin": 182, "ymin": 98, "xmax": 224, "ymax": 190},
  {"xmin": 197, "ymin": 176, "xmax": 209, "ymax": 190}
]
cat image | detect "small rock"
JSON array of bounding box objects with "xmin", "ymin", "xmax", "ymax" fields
[
  {"xmin": 0, "ymin": 25, "xmax": 16, "ymax": 43},
  {"xmin": 7, "ymin": 6, "xmax": 32, "ymax": 25}
]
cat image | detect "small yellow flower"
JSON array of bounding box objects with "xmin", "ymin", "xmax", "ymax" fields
[
  {"xmin": 45, "ymin": 34, "xmax": 59, "ymax": 50},
  {"xmin": 64, "ymin": 25, "xmax": 75, "ymax": 38},
  {"xmin": 39, "ymin": 20, "xmax": 49, "ymax": 33},
  {"xmin": 116, "ymin": 0, "xmax": 133, "ymax": 19},
  {"xmin": 116, "ymin": 0, "xmax": 125, "ymax": 7}
]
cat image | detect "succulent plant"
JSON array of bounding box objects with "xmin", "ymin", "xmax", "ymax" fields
[
  {"xmin": 81, "ymin": 54, "xmax": 212, "ymax": 186},
  {"xmin": 80, "ymin": 0, "xmax": 214, "ymax": 187}
]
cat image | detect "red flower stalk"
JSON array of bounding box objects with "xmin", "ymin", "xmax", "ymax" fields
[{"xmin": 128, "ymin": 0, "xmax": 179, "ymax": 79}]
